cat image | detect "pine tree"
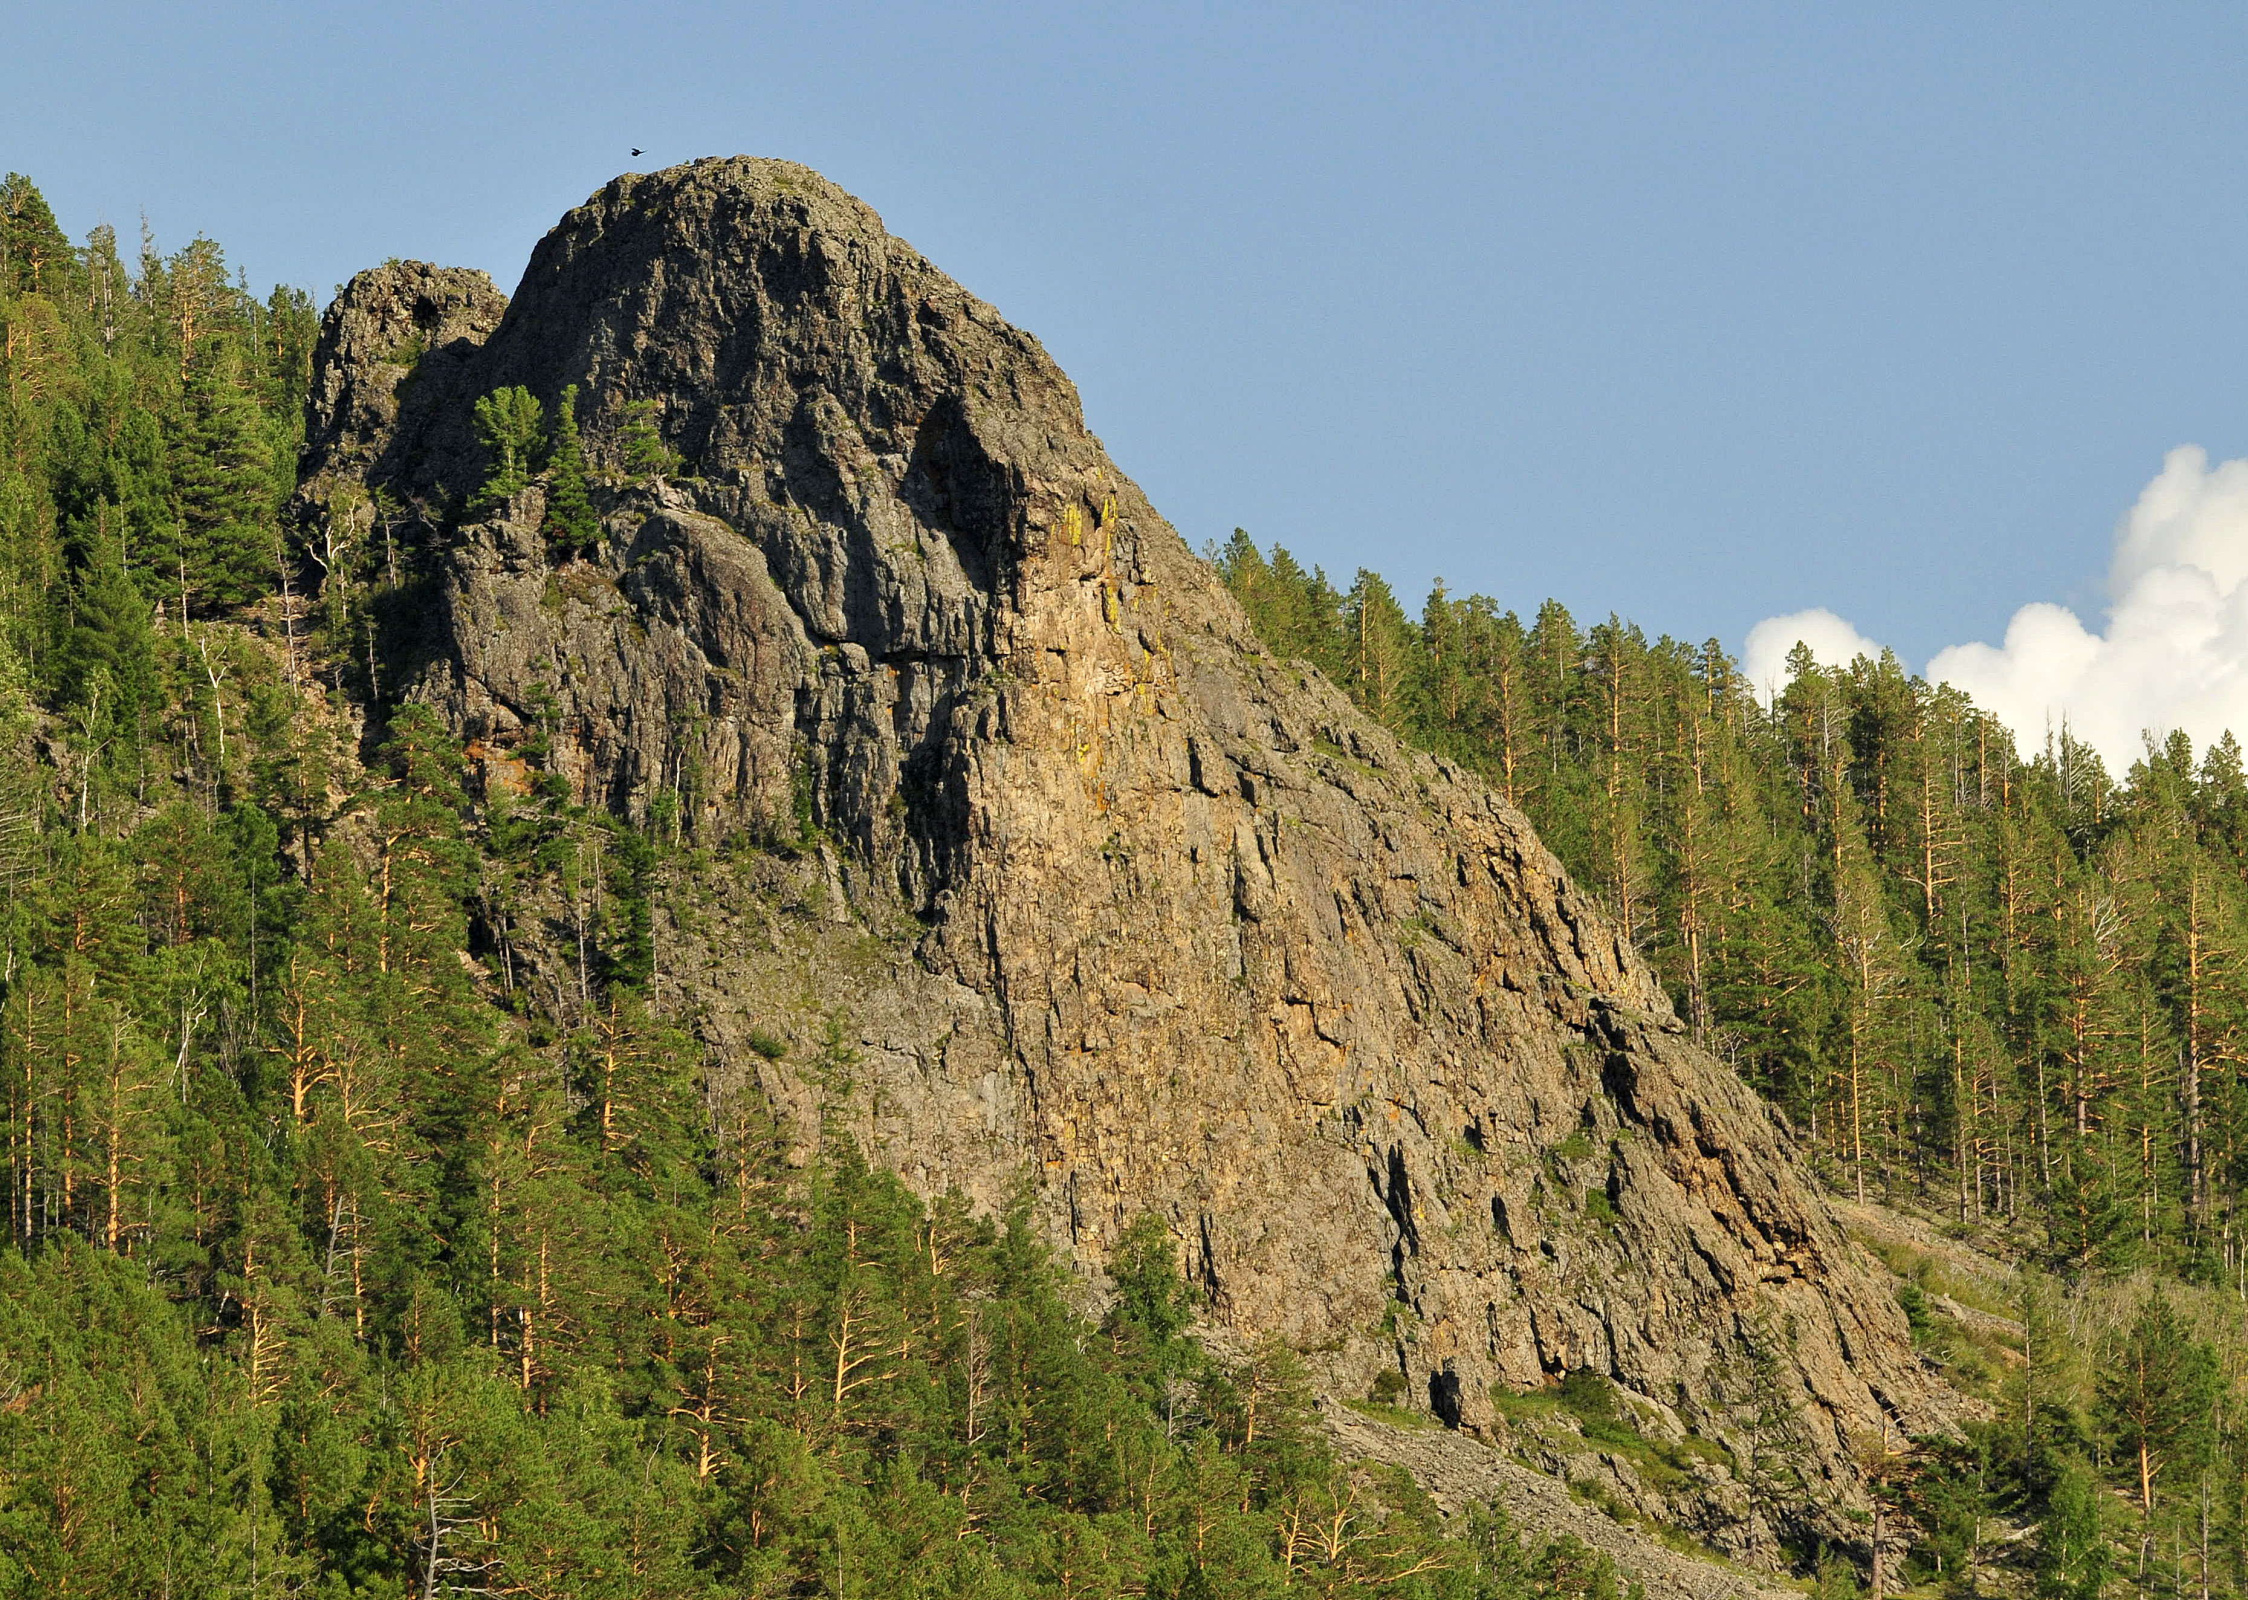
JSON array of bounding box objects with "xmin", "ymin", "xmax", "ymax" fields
[
  {"xmin": 1473, "ymin": 600, "xmax": 1535, "ymax": 808},
  {"xmin": 0, "ymin": 174, "xmax": 74, "ymax": 296},
  {"xmin": 52, "ymin": 517, "xmax": 158, "ymax": 732},
  {"xmin": 1213, "ymin": 529, "xmax": 1275, "ymax": 641},
  {"xmin": 1341, "ymin": 569, "xmax": 1413, "ymax": 725},
  {"xmin": 171, "ymin": 340, "xmax": 278, "ymax": 608},
  {"xmin": 619, "ymin": 398, "xmax": 676, "ymax": 480},
  {"xmin": 541, "ymin": 384, "xmax": 598, "ymax": 556},
  {"xmin": 2038, "ymin": 1458, "xmax": 2108, "ymax": 1600},
  {"xmin": 2097, "ymin": 1292, "xmax": 2218, "ymax": 1555},
  {"xmin": 1265, "ymin": 545, "xmax": 1347, "ymax": 676},
  {"xmin": 470, "ymin": 386, "xmax": 544, "ymax": 512},
  {"xmin": 1585, "ymin": 616, "xmax": 1654, "ymax": 946}
]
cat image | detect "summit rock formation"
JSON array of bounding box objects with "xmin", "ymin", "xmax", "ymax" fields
[{"xmin": 295, "ymin": 157, "xmax": 1945, "ymax": 1555}]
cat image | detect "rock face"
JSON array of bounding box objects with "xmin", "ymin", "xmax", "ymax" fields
[
  {"xmin": 297, "ymin": 157, "xmax": 1944, "ymax": 1552},
  {"xmin": 300, "ymin": 261, "xmax": 507, "ymax": 493}
]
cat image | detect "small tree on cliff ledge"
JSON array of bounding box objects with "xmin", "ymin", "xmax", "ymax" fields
[
  {"xmin": 470, "ymin": 385, "xmax": 544, "ymax": 511},
  {"xmin": 619, "ymin": 398, "xmax": 677, "ymax": 479},
  {"xmin": 542, "ymin": 384, "xmax": 598, "ymax": 555}
]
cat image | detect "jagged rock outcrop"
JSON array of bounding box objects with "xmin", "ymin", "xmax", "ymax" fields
[
  {"xmin": 295, "ymin": 157, "xmax": 1946, "ymax": 1553},
  {"xmin": 300, "ymin": 261, "xmax": 507, "ymax": 493}
]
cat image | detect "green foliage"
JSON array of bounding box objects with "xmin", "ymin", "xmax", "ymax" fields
[
  {"xmin": 2, "ymin": 196, "xmax": 305, "ymax": 638},
  {"xmin": 619, "ymin": 398, "xmax": 677, "ymax": 479},
  {"xmin": 170, "ymin": 341, "xmax": 279, "ymax": 607},
  {"xmin": 0, "ymin": 173, "xmax": 73, "ymax": 296},
  {"xmin": 1104, "ymin": 1212, "xmax": 1201, "ymax": 1412},
  {"xmin": 1811, "ymin": 1552, "xmax": 1862, "ymax": 1600},
  {"xmin": 51, "ymin": 521, "xmax": 158, "ymax": 727},
  {"xmin": 470, "ymin": 385, "xmax": 544, "ymax": 511},
  {"xmin": 1558, "ymin": 1368, "xmax": 1621, "ymax": 1427},
  {"xmin": 541, "ymin": 383, "xmax": 599, "ymax": 556},
  {"xmin": 2095, "ymin": 1290, "xmax": 2218, "ymax": 1522},
  {"xmin": 1550, "ymin": 1130, "xmax": 1593, "ymax": 1163},
  {"xmin": 0, "ymin": 674, "xmax": 1566, "ymax": 1599},
  {"xmin": 2037, "ymin": 1457, "xmax": 2108, "ymax": 1600},
  {"xmin": 1896, "ymin": 1279, "xmax": 1933, "ymax": 1340},
  {"xmin": 597, "ymin": 813, "xmax": 655, "ymax": 990}
]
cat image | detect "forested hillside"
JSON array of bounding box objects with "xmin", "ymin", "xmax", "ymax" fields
[
  {"xmin": 1217, "ymin": 534, "xmax": 2248, "ymax": 1600},
  {"xmin": 0, "ymin": 176, "xmax": 1611, "ymax": 1596},
  {"xmin": 8, "ymin": 153, "xmax": 2248, "ymax": 1600}
]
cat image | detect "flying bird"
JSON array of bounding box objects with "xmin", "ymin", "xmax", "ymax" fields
[{"xmin": 631, "ymin": 147, "xmax": 643, "ymax": 156}]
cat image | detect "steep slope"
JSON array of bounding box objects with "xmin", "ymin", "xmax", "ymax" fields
[
  {"xmin": 295, "ymin": 156, "xmax": 1945, "ymax": 1550},
  {"xmin": 1323, "ymin": 1406, "xmax": 1802, "ymax": 1600}
]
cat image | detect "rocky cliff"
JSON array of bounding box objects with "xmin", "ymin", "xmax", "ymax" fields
[{"xmin": 296, "ymin": 157, "xmax": 1946, "ymax": 1556}]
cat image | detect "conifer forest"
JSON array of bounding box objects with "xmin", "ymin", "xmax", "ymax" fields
[{"xmin": 3, "ymin": 162, "xmax": 2248, "ymax": 1600}]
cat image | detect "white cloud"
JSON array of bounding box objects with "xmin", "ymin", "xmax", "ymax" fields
[
  {"xmin": 1745, "ymin": 445, "xmax": 2248, "ymax": 772},
  {"xmin": 2109, "ymin": 445, "xmax": 2248, "ymax": 598},
  {"xmin": 1742, "ymin": 608, "xmax": 1886, "ymax": 702},
  {"xmin": 1922, "ymin": 445, "xmax": 2248, "ymax": 770}
]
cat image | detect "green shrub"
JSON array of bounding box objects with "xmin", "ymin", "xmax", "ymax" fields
[
  {"xmin": 1898, "ymin": 1279, "xmax": 1934, "ymax": 1340},
  {"xmin": 620, "ymin": 398, "xmax": 678, "ymax": 478},
  {"xmin": 1559, "ymin": 1367, "xmax": 1617, "ymax": 1422}
]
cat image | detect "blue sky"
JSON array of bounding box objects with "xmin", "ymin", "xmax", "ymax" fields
[{"xmin": 14, "ymin": 1, "xmax": 2248, "ymax": 718}]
